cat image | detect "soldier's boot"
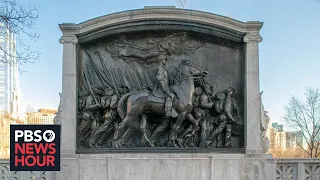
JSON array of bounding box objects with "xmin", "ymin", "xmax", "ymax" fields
[
  {"xmin": 225, "ymin": 124, "xmax": 232, "ymax": 148},
  {"xmin": 88, "ymin": 138, "xmax": 96, "ymax": 148},
  {"xmin": 165, "ymin": 97, "xmax": 172, "ymax": 118},
  {"xmin": 216, "ymin": 133, "xmax": 223, "ymax": 148}
]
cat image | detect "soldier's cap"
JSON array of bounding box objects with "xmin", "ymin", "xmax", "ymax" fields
[
  {"xmin": 226, "ymin": 87, "xmax": 235, "ymax": 93},
  {"xmin": 195, "ymin": 87, "xmax": 203, "ymax": 95},
  {"xmin": 79, "ymin": 91, "xmax": 90, "ymax": 97},
  {"xmin": 117, "ymin": 85, "xmax": 129, "ymax": 91},
  {"xmin": 215, "ymin": 91, "xmax": 226, "ymax": 100},
  {"xmin": 105, "ymin": 88, "xmax": 114, "ymax": 96},
  {"xmin": 117, "ymin": 85, "xmax": 127, "ymax": 88},
  {"xmin": 181, "ymin": 59, "xmax": 192, "ymax": 65},
  {"xmin": 204, "ymin": 83, "xmax": 213, "ymax": 89},
  {"xmin": 92, "ymin": 86, "xmax": 105, "ymax": 95}
]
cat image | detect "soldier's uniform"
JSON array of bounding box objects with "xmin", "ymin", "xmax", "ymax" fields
[
  {"xmin": 208, "ymin": 88, "xmax": 238, "ymax": 148},
  {"xmin": 156, "ymin": 61, "xmax": 174, "ymax": 118},
  {"xmin": 79, "ymin": 93, "xmax": 102, "ymax": 144},
  {"xmin": 89, "ymin": 92, "xmax": 119, "ymax": 148},
  {"xmin": 199, "ymin": 86, "xmax": 215, "ymax": 147}
]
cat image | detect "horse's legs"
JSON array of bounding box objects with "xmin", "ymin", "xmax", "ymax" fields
[
  {"xmin": 140, "ymin": 114, "xmax": 155, "ymax": 147},
  {"xmin": 199, "ymin": 117, "xmax": 208, "ymax": 147},
  {"xmin": 169, "ymin": 111, "xmax": 187, "ymax": 143},
  {"xmin": 113, "ymin": 116, "xmax": 130, "ymax": 147},
  {"xmin": 114, "ymin": 111, "xmax": 144, "ymax": 147},
  {"xmin": 150, "ymin": 119, "xmax": 170, "ymax": 142},
  {"xmin": 176, "ymin": 124, "xmax": 193, "ymax": 147},
  {"xmin": 118, "ymin": 127, "xmax": 137, "ymax": 147}
]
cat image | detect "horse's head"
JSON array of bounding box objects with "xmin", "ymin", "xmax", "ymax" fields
[{"xmin": 178, "ymin": 59, "xmax": 206, "ymax": 78}]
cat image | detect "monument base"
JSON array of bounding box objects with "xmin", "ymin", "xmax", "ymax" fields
[{"xmin": 57, "ymin": 153, "xmax": 275, "ymax": 180}]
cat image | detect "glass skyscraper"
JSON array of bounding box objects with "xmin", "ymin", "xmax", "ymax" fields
[{"xmin": 0, "ymin": 22, "xmax": 20, "ymax": 115}]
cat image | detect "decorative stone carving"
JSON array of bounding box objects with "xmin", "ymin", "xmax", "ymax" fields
[
  {"xmin": 77, "ymin": 31, "xmax": 245, "ymax": 150},
  {"xmin": 59, "ymin": 8, "xmax": 263, "ymax": 43},
  {"xmin": 243, "ymin": 161, "xmax": 265, "ymax": 180},
  {"xmin": 59, "ymin": 36, "xmax": 78, "ymax": 44},
  {"xmin": 305, "ymin": 164, "xmax": 320, "ymax": 179},
  {"xmin": 53, "ymin": 92, "xmax": 62, "ymax": 125},
  {"xmin": 0, "ymin": 165, "xmax": 19, "ymax": 179},
  {"xmin": 28, "ymin": 171, "xmax": 46, "ymax": 180},
  {"xmin": 260, "ymin": 91, "xmax": 270, "ymax": 153},
  {"xmin": 243, "ymin": 34, "xmax": 263, "ymax": 43},
  {"xmin": 276, "ymin": 164, "xmax": 294, "ymax": 180}
]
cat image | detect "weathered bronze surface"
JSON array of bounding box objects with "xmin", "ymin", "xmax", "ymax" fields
[{"xmin": 77, "ymin": 31, "xmax": 244, "ymax": 149}]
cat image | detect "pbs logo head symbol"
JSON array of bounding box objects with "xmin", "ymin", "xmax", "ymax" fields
[{"xmin": 43, "ymin": 130, "xmax": 55, "ymax": 142}]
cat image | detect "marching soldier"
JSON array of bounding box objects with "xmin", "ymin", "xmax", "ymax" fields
[
  {"xmin": 89, "ymin": 86, "xmax": 130, "ymax": 148},
  {"xmin": 79, "ymin": 87, "xmax": 104, "ymax": 145},
  {"xmin": 198, "ymin": 84, "xmax": 215, "ymax": 147},
  {"xmin": 208, "ymin": 87, "xmax": 241, "ymax": 148}
]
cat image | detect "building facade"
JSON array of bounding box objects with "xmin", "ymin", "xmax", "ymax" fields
[
  {"xmin": 0, "ymin": 22, "xmax": 21, "ymax": 115},
  {"xmin": 0, "ymin": 114, "xmax": 24, "ymax": 159},
  {"xmin": 268, "ymin": 122, "xmax": 306, "ymax": 151},
  {"xmin": 27, "ymin": 109, "xmax": 57, "ymax": 124}
]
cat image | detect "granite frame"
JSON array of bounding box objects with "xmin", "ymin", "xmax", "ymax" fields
[{"xmin": 58, "ymin": 7, "xmax": 264, "ymax": 180}]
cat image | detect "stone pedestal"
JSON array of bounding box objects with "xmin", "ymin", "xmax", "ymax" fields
[{"xmin": 57, "ymin": 153, "xmax": 274, "ymax": 180}]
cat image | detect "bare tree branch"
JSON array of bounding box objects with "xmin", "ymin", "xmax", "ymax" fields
[
  {"xmin": 297, "ymin": 141, "xmax": 311, "ymax": 156},
  {"xmin": 0, "ymin": 0, "xmax": 40, "ymax": 66},
  {"xmin": 282, "ymin": 87, "xmax": 320, "ymax": 158},
  {"xmin": 315, "ymin": 141, "xmax": 320, "ymax": 157},
  {"xmin": 177, "ymin": 0, "xmax": 187, "ymax": 8}
]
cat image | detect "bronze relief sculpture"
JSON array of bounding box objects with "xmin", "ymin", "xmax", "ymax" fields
[{"xmin": 77, "ymin": 32, "xmax": 244, "ymax": 149}]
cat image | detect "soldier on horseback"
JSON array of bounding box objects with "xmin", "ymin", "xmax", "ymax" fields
[{"xmin": 156, "ymin": 54, "xmax": 176, "ymax": 118}]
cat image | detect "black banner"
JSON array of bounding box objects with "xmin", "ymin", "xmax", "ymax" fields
[{"xmin": 10, "ymin": 125, "xmax": 60, "ymax": 171}]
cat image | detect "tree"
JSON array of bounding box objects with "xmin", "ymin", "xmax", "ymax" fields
[
  {"xmin": 0, "ymin": 0, "xmax": 40, "ymax": 65},
  {"xmin": 283, "ymin": 88, "xmax": 320, "ymax": 158},
  {"xmin": 177, "ymin": 0, "xmax": 187, "ymax": 8},
  {"xmin": 270, "ymin": 148, "xmax": 306, "ymax": 158}
]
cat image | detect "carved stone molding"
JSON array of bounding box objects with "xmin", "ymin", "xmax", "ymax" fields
[
  {"xmin": 243, "ymin": 34, "xmax": 263, "ymax": 43},
  {"xmin": 59, "ymin": 8, "xmax": 263, "ymax": 43},
  {"xmin": 59, "ymin": 36, "xmax": 78, "ymax": 44},
  {"xmin": 59, "ymin": 9, "xmax": 263, "ymax": 31}
]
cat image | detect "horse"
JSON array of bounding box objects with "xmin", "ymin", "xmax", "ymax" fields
[{"xmin": 113, "ymin": 60, "xmax": 206, "ymax": 147}]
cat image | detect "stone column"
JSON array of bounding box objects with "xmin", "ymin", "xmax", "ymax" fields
[
  {"xmin": 58, "ymin": 35, "xmax": 78, "ymax": 154},
  {"xmin": 244, "ymin": 33, "xmax": 263, "ymax": 154}
]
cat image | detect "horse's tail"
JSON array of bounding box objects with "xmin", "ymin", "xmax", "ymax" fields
[{"xmin": 117, "ymin": 93, "xmax": 131, "ymax": 120}]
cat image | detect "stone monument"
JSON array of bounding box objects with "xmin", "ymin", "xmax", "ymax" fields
[{"xmin": 58, "ymin": 7, "xmax": 273, "ymax": 180}]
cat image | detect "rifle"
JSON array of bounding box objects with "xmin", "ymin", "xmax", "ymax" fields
[
  {"xmin": 199, "ymin": 70, "xmax": 212, "ymax": 103},
  {"xmin": 132, "ymin": 62, "xmax": 142, "ymax": 90},
  {"xmin": 94, "ymin": 50, "xmax": 120, "ymax": 97},
  {"xmin": 83, "ymin": 70, "xmax": 99, "ymax": 105}
]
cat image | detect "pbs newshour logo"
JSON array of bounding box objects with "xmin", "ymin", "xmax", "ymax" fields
[{"xmin": 10, "ymin": 125, "xmax": 60, "ymax": 171}]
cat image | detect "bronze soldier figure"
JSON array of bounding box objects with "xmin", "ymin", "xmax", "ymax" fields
[
  {"xmin": 156, "ymin": 55, "xmax": 176, "ymax": 118},
  {"xmin": 89, "ymin": 86, "xmax": 130, "ymax": 148},
  {"xmin": 208, "ymin": 87, "xmax": 240, "ymax": 148},
  {"xmin": 176, "ymin": 86, "xmax": 203, "ymax": 147},
  {"xmin": 88, "ymin": 88, "xmax": 116, "ymax": 148},
  {"xmin": 79, "ymin": 87, "xmax": 104, "ymax": 145},
  {"xmin": 198, "ymin": 84, "xmax": 215, "ymax": 147}
]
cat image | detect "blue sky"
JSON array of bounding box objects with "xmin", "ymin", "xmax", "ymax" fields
[{"xmin": 18, "ymin": 0, "xmax": 320, "ymax": 127}]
